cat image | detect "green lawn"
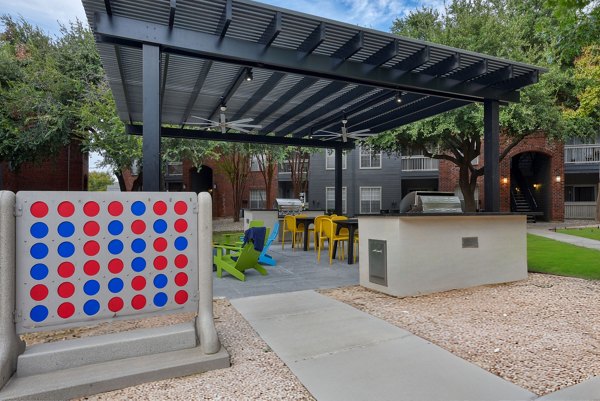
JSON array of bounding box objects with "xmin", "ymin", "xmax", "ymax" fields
[
  {"xmin": 527, "ymin": 234, "xmax": 600, "ymax": 280},
  {"xmin": 556, "ymin": 227, "xmax": 600, "ymax": 241}
]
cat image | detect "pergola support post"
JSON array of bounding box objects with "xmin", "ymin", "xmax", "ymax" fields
[
  {"xmin": 484, "ymin": 99, "xmax": 500, "ymax": 212},
  {"xmin": 334, "ymin": 147, "xmax": 343, "ymax": 214},
  {"xmin": 143, "ymin": 44, "xmax": 162, "ymax": 191}
]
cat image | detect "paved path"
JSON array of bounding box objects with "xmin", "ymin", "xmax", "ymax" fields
[
  {"xmin": 232, "ymin": 291, "xmax": 536, "ymax": 401},
  {"xmin": 528, "ymin": 228, "xmax": 600, "ymax": 251}
]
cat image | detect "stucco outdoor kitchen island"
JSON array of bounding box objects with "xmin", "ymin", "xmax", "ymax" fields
[{"xmin": 358, "ymin": 214, "xmax": 528, "ymax": 297}]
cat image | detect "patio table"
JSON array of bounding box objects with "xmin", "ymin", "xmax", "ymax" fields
[
  {"xmin": 295, "ymin": 216, "xmax": 315, "ymax": 251},
  {"xmin": 332, "ymin": 219, "xmax": 359, "ymax": 264}
]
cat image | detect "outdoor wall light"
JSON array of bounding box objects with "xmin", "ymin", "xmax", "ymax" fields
[
  {"xmin": 501, "ymin": 177, "xmax": 508, "ymax": 184},
  {"xmin": 245, "ymin": 68, "xmax": 253, "ymax": 81},
  {"xmin": 533, "ymin": 183, "xmax": 541, "ymax": 190},
  {"xmin": 555, "ymin": 175, "xmax": 561, "ymax": 183}
]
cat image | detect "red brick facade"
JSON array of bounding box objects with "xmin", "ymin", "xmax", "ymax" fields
[
  {"xmin": 439, "ymin": 132, "xmax": 564, "ymax": 221},
  {"xmin": 1, "ymin": 142, "xmax": 89, "ymax": 192},
  {"xmin": 181, "ymin": 159, "xmax": 278, "ymax": 218}
]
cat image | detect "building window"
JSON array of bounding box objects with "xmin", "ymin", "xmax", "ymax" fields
[
  {"xmin": 250, "ymin": 156, "xmax": 261, "ymax": 172},
  {"xmin": 565, "ymin": 186, "xmax": 596, "ymax": 202},
  {"xmin": 249, "ymin": 189, "xmax": 266, "ymax": 209},
  {"xmin": 326, "ymin": 187, "xmax": 347, "ymax": 214},
  {"xmin": 359, "ymin": 147, "xmax": 382, "ymax": 169},
  {"xmin": 325, "ymin": 149, "xmax": 347, "ymax": 170},
  {"xmin": 360, "ymin": 187, "xmax": 382, "ymax": 214}
]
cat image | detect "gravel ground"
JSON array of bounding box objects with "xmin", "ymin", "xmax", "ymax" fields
[
  {"xmin": 213, "ymin": 218, "xmax": 244, "ymax": 233},
  {"xmin": 321, "ymin": 273, "xmax": 600, "ymax": 396}
]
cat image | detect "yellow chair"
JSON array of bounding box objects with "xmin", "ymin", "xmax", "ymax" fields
[
  {"xmin": 353, "ymin": 232, "xmax": 359, "ymax": 263},
  {"xmin": 282, "ymin": 215, "xmax": 303, "ymax": 250},
  {"xmin": 331, "ymin": 215, "xmax": 350, "ymax": 237},
  {"xmin": 318, "ymin": 218, "xmax": 349, "ymax": 264},
  {"xmin": 311, "ymin": 215, "xmax": 329, "ymax": 252}
]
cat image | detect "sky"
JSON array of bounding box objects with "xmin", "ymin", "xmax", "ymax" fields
[{"xmin": 0, "ymin": 0, "xmax": 445, "ymax": 171}]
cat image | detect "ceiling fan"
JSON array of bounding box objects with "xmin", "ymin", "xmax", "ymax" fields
[
  {"xmin": 187, "ymin": 105, "xmax": 262, "ymax": 134},
  {"xmin": 312, "ymin": 116, "xmax": 371, "ymax": 142}
]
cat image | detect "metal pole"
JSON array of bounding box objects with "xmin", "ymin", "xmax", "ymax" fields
[
  {"xmin": 484, "ymin": 99, "xmax": 500, "ymax": 212},
  {"xmin": 334, "ymin": 147, "xmax": 343, "ymax": 214},
  {"xmin": 142, "ymin": 44, "xmax": 161, "ymax": 192}
]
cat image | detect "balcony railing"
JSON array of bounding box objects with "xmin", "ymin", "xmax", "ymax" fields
[
  {"xmin": 565, "ymin": 145, "xmax": 600, "ymax": 164},
  {"xmin": 565, "ymin": 201, "xmax": 596, "ymax": 219},
  {"xmin": 401, "ymin": 156, "xmax": 439, "ymax": 171}
]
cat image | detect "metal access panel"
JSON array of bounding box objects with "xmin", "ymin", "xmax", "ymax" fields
[
  {"xmin": 15, "ymin": 192, "xmax": 199, "ymax": 334},
  {"xmin": 368, "ymin": 239, "xmax": 387, "ymax": 286}
]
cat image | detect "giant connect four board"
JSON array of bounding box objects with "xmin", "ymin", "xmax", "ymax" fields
[{"xmin": 14, "ymin": 192, "xmax": 199, "ymax": 333}]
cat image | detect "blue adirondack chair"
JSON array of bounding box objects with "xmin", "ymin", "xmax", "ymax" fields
[{"xmin": 258, "ymin": 221, "xmax": 279, "ymax": 266}]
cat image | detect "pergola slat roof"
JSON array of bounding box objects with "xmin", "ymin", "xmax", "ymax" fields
[{"xmin": 82, "ymin": 0, "xmax": 545, "ymax": 146}]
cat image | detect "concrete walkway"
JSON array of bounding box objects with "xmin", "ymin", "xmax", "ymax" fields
[
  {"xmin": 232, "ymin": 291, "xmax": 536, "ymax": 401},
  {"xmin": 528, "ymin": 228, "xmax": 600, "ymax": 251}
]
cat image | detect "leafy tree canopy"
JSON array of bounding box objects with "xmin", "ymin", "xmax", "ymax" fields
[{"xmin": 88, "ymin": 171, "xmax": 115, "ymax": 191}]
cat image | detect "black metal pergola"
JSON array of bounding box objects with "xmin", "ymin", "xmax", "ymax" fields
[{"xmin": 82, "ymin": 0, "xmax": 545, "ymax": 213}]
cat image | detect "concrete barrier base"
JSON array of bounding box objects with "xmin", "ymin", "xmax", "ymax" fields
[{"xmin": 0, "ymin": 345, "xmax": 229, "ymax": 400}]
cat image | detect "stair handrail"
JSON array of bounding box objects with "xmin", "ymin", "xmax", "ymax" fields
[{"xmin": 526, "ymin": 186, "xmax": 538, "ymax": 210}]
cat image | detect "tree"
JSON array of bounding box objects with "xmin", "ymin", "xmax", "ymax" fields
[
  {"xmin": 88, "ymin": 171, "xmax": 115, "ymax": 191},
  {"xmin": 369, "ymin": 0, "xmax": 591, "ymax": 211},
  {"xmin": 286, "ymin": 147, "xmax": 311, "ymax": 199},
  {"xmin": 251, "ymin": 145, "xmax": 287, "ymax": 209},
  {"xmin": 218, "ymin": 143, "xmax": 252, "ymax": 222}
]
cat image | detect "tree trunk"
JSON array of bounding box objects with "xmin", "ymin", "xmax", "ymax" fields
[
  {"xmin": 116, "ymin": 171, "xmax": 127, "ymax": 191},
  {"xmin": 458, "ymin": 165, "xmax": 478, "ymax": 212},
  {"xmin": 131, "ymin": 172, "xmax": 143, "ymax": 192}
]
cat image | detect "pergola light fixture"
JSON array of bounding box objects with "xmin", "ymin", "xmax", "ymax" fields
[
  {"xmin": 245, "ymin": 68, "xmax": 253, "ymax": 81},
  {"xmin": 395, "ymin": 91, "xmax": 403, "ymax": 104}
]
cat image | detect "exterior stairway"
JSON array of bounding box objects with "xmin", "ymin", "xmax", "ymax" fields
[{"xmin": 512, "ymin": 190, "xmax": 536, "ymax": 223}]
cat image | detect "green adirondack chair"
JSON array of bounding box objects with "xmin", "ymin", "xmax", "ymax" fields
[{"xmin": 214, "ymin": 242, "xmax": 267, "ymax": 281}]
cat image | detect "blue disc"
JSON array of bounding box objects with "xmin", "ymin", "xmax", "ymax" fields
[
  {"xmin": 30, "ymin": 305, "xmax": 49, "ymax": 322},
  {"xmin": 131, "ymin": 238, "xmax": 146, "ymax": 253},
  {"xmin": 108, "ymin": 277, "xmax": 124, "ymax": 293},
  {"xmin": 30, "ymin": 243, "xmax": 49, "ymax": 259},
  {"xmin": 131, "ymin": 201, "xmax": 146, "ymax": 216},
  {"xmin": 131, "ymin": 257, "xmax": 146, "ymax": 272},
  {"xmin": 153, "ymin": 274, "xmax": 168, "ymax": 289},
  {"xmin": 153, "ymin": 292, "xmax": 168, "ymax": 307},
  {"xmin": 57, "ymin": 222, "xmax": 75, "ymax": 238},
  {"xmin": 108, "ymin": 239, "xmax": 124, "ymax": 255},
  {"xmin": 108, "ymin": 220, "xmax": 124, "ymax": 236},
  {"xmin": 83, "ymin": 300, "xmax": 100, "ymax": 316},
  {"xmin": 30, "ymin": 263, "xmax": 49, "ymax": 280},
  {"xmin": 83, "ymin": 280, "xmax": 100, "ymax": 296},
  {"xmin": 57, "ymin": 242, "xmax": 75, "ymax": 258},
  {"xmin": 174, "ymin": 236, "xmax": 188, "ymax": 251},
  {"xmin": 153, "ymin": 219, "xmax": 168, "ymax": 234},
  {"xmin": 30, "ymin": 222, "xmax": 49, "ymax": 239}
]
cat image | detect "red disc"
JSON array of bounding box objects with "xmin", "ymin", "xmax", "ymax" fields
[
  {"xmin": 108, "ymin": 297, "xmax": 124, "ymax": 312},
  {"xmin": 153, "ymin": 256, "xmax": 168, "ymax": 270},
  {"xmin": 57, "ymin": 302, "xmax": 75, "ymax": 319},
  {"xmin": 57, "ymin": 262, "xmax": 75, "ymax": 278},
  {"xmin": 30, "ymin": 201, "xmax": 49, "ymax": 218},
  {"xmin": 84, "ymin": 260, "xmax": 100, "ymax": 276},
  {"xmin": 84, "ymin": 241, "xmax": 100, "ymax": 256},
  {"xmin": 174, "ymin": 201, "xmax": 187, "ymax": 215},
  {"xmin": 131, "ymin": 275, "xmax": 146, "ymax": 291},
  {"xmin": 153, "ymin": 237, "xmax": 168, "ymax": 252},
  {"xmin": 174, "ymin": 290, "xmax": 188, "ymax": 305},
  {"xmin": 153, "ymin": 201, "xmax": 167, "ymax": 215},
  {"xmin": 83, "ymin": 221, "xmax": 100, "ymax": 236},
  {"xmin": 175, "ymin": 272, "xmax": 188, "ymax": 287},
  {"xmin": 174, "ymin": 254, "xmax": 188, "ymax": 269},
  {"xmin": 30, "ymin": 284, "xmax": 48, "ymax": 301},
  {"xmin": 108, "ymin": 258, "xmax": 124, "ymax": 274},
  {"xmin": 108, "ymin": 201, "xmax": 123, "ymax": 216},
  {"xmin": 83, "ymin": 201, "xmax": 100, "ymax": 217},
  {"xmin": 57, "ymin": 201, "xmax": 74, "ymax": 217},
  {"xmin": 57, "ymin": 282, "xmax": 75, "ymax": 298},
  {"xmin": 131, "ymin": 294, "xmax": 146, "ymax": 310},
  {"xmin": 174, "ymin": 219, "xmax": 188, "ymax": 233},
  {"xmin": 131, "ymin": 220, "xmax": 146, "ymax": 235}
]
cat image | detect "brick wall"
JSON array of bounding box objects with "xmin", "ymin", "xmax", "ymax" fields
[
  {"xmin": 438, "ymin": 132, "xmax": 564, "ymax": 221},
  {"xmin": 1, "ymin": 141, "xmax": 88, "ymax": 192}
]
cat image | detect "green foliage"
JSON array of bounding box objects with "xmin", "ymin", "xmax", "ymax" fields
[
  {"xmin": 88, "ymin": 171, "xmax": 115, "ymax": 191},
  {"xmin": 527, "ymin": 234, "xmax": 600, "ymax": 279},
  {"xmin": 565, "ymin": 45, "xmax": 600, "ymax": 119},
  {"xmin": 556, "ymin": 227, "xmax": 600, "ymax": 240}
]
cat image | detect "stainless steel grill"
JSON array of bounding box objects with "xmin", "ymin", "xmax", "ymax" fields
[
  {"xmin": 399, "ymin": 191, "xmax": 463, "ymax": 213},
  {"xmin": 273, "ymin": 198, "xmax": 303, "ymax": 218}
]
